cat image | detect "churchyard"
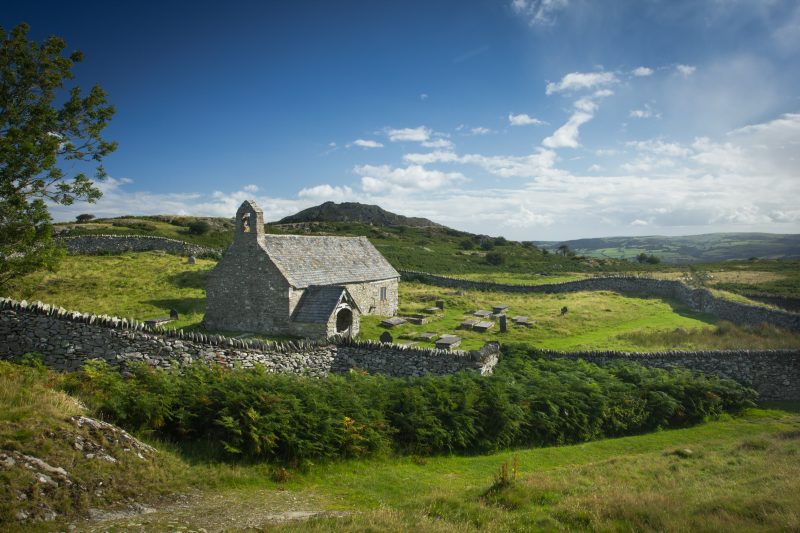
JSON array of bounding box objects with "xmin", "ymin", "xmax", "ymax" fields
[{"xmin": 6, "ymin": 251, "xmax": 800, "ymax": 352}]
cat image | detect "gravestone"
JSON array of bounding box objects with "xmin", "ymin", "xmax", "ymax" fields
[
  {"xmin": 560, "ymin": 306, "xmax": 568, "ymax": 316},
  {"xmin": 380, "ymin": 331, "xmax": 393, "ymax": 343},
  {"xmin": 187, "ymin": 255, "xmax": 196, "ymax": 264},
  {"xmin": 499, "ymin": 314, "xmax": 507, "ymax": 333},
  {"xmin": 170, "ymin": 308, "xmax": 179, "ymax": 320},
  {"xmin": 435, "ymin": 300, "xmax": 445, "ymax": 310}
]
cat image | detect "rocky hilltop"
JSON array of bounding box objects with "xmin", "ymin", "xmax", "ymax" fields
[{"xmin": 276, "ymin": 201, "xmax": 443, "ymax": 228}]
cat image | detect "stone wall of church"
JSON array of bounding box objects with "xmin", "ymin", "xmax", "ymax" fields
[{"xmin": 345, "ymin": 278, "xmax": 399, "ymax": 316}]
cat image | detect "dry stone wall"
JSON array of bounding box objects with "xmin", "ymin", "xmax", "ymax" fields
[
  {"xmin": 531, "ymin": 349, "xmax": 799, "ymax": 401},
  {"xmin": 401, "ymin": 271, "xmax": 800, "ymax": 332},
  {"xmin": 0, "ymin": 298, "xmax": 497, "ymax": 378},
  {"xmin": 59, "ymin": 235, "xmax": 220, "ymax": 258}
]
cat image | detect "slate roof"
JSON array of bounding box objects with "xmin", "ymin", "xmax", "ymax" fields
[
  {"xmin": 260, "ymin": 235, "xmax": 399, "ymax": 288},
  {"xmin": 292, "ymin": 286, "xmax": 357, "ymax": 323}
]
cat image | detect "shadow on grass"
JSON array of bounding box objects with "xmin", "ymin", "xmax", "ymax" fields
[
  {"xmin": 146, "ymin": 297, "xmax": 205, "ymax": 317},
  {"xmin": 167, "ymin": 269, "xmax": 211, "ymax": 289},
  {"xmin": 757, "ymin": 401, "xmax": 800, "ymax": 413}
]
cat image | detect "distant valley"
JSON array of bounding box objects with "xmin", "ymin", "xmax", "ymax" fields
[{"xmin": 536, "ymin": 233, "xmax": 800, "ymax": 263}]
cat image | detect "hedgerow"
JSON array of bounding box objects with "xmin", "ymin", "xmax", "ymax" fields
[{"xmin": 59, "ymin": 345, "xmax": 756, "ymax": 464}]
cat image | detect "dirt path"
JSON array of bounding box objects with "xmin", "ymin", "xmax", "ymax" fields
[{"xmin": 75, "ymin": 487, "xmax": 350, "ymax": 532}]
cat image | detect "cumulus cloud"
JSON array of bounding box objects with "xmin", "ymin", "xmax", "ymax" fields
[
  {"xmin": 421, "ymin": 137, "xmax": 454, "ymax": 149},
  {"xmin": 354, "ymin": 164, "xmax": 467, "ymax": 193},
  {"xmin": 470, "ymin": 127, "xmax": 493, "ymax": 135},
  {"xmin": 545, "ymin": 71, "xmax": 617, "ymax": 95},
  {"xmin": 351, "ymin": 139, "xmax": 384, "ymax": 148},
  {"xmin": 511, "ymin": 0, "xmax": 570, "ymax": 26},
  {"xmin": 50, "ymin": 114, "xmax": 800, "ymax": 241},
  {"xmin": 508, "ymin": 112, "xmax": 546, "ymax": 126},
  {"xmin": 298, "ymin": 184, "xmax": 355, "ymax": 201},
  {"xmin": 676, "ymin": 64, "xmax": 696, "ymax": 76},
  {"xmin": 632, "ymin": 66, "xmax": 653, "ymax": 77},
  {"xmin": 386, "ymin": 126, "xmax": 432, "ymax": 142},
  {"xmin": 243, "ymin": 184, "xmax": 259, "ymax": 192},
  {"xmin": 402, "ymin": 148, "xmax": 563, "ymax": 179}
]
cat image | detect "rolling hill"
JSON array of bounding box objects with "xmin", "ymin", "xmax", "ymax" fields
[
  {"xmin": 276, "ymin": 201, "xmax": 443, "ymax": 228},
  {"xmin": 536, "ymin": 233, "xmax": 800, "ymax": 263}
]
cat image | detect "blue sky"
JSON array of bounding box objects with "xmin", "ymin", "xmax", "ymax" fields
[{"xmin": 4, "ymin": 0, "xmax": 799, "ymax": 240}]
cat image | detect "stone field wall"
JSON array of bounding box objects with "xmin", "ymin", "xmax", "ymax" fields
[
  {"xmin": 59, "ymin": 235, "xmax": 220, "ymax": 258},
  {"xmin": 530, "ymin": 349, "xmax": 799, "ymax": 401},
  {"xmin": 401, "ymin": 271, "xmax": 800, "ymax": 332},
  {"xmin": 1, "ymin": 297, "xmax": 797, "ymax": 398},
  {"xmin": 0, "ymin": 298, "xmax": 498, "ymax": 378}
]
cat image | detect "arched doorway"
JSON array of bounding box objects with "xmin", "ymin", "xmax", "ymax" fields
[{"xmin": 335, "ymin": 307, "xmax": 353, "ymax": 335}]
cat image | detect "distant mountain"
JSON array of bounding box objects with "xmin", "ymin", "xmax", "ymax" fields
[
  {"xmin": 535, "ymin": 233, "xmax": 800, "ymax": 263},
  {"xmin": 276, "ymin": 201, "xmax": 444, "ymax": 228}
]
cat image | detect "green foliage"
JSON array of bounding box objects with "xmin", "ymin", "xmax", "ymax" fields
[
  {"xmin": 75, "ymin": 213, "xmax": 95, "ymax": 223},
  {"xmin": 187, "ymin": 220, "xmax": 212, "ymax": 235},
  {"xmin": 0, "ymin": 24, "xmax": 116, "ymax": 285},
  {"xmin": 60, "ymin": 351, "xmax": 755, "ymax": 465},
  {"xmin": 112, "ymin": 220, "xmax": 156, "ymax": 232},
  {"xmin": 485, "ymin": 251, "xmax": 504, "ymax": 265},
  {"xmin": 637, "ymin": 252, "xmax": 661, "ymax": 264},
  {"xmin": 0, "ymin": 197, "xmax": 64, "ymax": 288}
]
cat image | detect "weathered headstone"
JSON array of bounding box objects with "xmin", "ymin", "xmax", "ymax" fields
[
  {"xmin": 379, "ymin": 331, "xmax": 393, "ymax": 343},
  {"xmin": 560, "ymin": 306, "xmax": 568, "ymax": 316},
  {"xmin": 170, "ymin": 308, "xmax": 179, "ymax": 320},
  {"xmin": 187, "ymin": 255, "xmax": 196, "ymax": 265},
  {"xmin": 499, "ymin": 314, "xmax": 507, "ymax": 333},
  {"xmin": 435, "ymin": 300, "xmax": 445, "ymax": 310}
]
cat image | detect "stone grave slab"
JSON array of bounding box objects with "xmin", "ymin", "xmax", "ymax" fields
[
  {"xmin": 380, "ymin": 316, "xmax": 407, "ymax": 328},
  {"xmin": 435, "ymin": 335, "xmax": 462, "ymax": 350},
  {"xmin": 473, "ymin": 310, "xmax": 492, "ymax": 318},
  {"xmin": 473, "ymin": 321, "xmax": 495, "ymax": 332},
  {"xmin": 459, "ymin": 319, "xmax": 479, "ymax": 330},
  {"xmin": 416, "ymin": 332, "xmax": 438, "ymax": 341},
  {"xmin": 423, "ymin": 307, "xmax": 440, "ymax": 314},
  {"xmin": 492, "ymin": 304, "xmax": 509, "ymax": 314}
]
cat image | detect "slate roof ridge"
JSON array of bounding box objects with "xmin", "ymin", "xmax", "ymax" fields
[{"xmin": 257, "ymin": 233, "xmax": 399, "ymax": 288}]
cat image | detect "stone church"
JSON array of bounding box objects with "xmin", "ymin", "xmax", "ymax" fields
[{"xmin": 204, "ymin": 200, "xmax": 399, "ymax": 339}]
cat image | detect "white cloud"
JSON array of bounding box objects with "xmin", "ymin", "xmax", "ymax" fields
[
  {"xmin": 386, "ymin": 126, "xmax": 432, "ymax": 142},
  {"xmin": 354, "ymin": 164, "xmax": 467, "ymax": 193},
  {"xmin": 298, "ymin": 184, "xmax": 355, "ymax": 201},
  {"xmin": 351, "ymin": 139, "xmax": 384, "ymax": 148},
  {"xmin": 511, "ymin": 0, "xmax": 570, "ymax": 26},
  {"xmin": 402, "ymin": 148, "xmax": 563, "ymax": 179},
  {"xmin": 470, "ymin": 127, "xmax": 492, "ymax": 135},
  {"xmin": 632, "ymin": 66, "xmax": 653, "ymax": 77},
  {"xmin": 626, "ymin": 139, "xmax": 692, "ymax": 158},
  {"xmin": 419, "ymin": 93, "xmax": 429, "ymax": 100},
  {"xmin": 421, "ymin": 137, "xmax": 454, "ymax": 149},
  {"xmin": 403, "ymin": 151, "xmax": 460, "ymax": 165},
  {"xmin": 49, "ymin": 114, "xmax": 800, "ymax": 242},
  {"xmin": 545, "ymin": 71, "xmax": 617, "ymax": 95},
  {"xmin": 629, "ymin": 103, "xmax": 661, "ymax": 119},
  {"xmin": 243, "ymin": 184, "xmax": 259, "ymax": 192},
  {"xmin": 508, "ymin": 113, "xmax": 546, "ymax": 126},
  {"xmin": 676, "ymin": 64, "xmax": 696, "ymax": 76}
]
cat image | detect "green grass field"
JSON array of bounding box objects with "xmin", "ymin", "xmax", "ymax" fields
[
  {"xmin": 6, "ymin": 252, "xmax": 799, "ymax": 352},
  {"xmin": 5, "ymin": 252, "xmax": 215, "ymax": 330},
  {"xmin": 3, "ymin": 360, "xmax": 800, "ymax": 532},
  {"xmin": 74, "ymin": 406, "xmax": 800, "ymax": 532}
]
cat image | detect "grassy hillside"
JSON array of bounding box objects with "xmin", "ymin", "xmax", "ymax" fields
[
  {"xmin": 6, "ymin": 253, "xmax": 800, "ymax": 351},
  {"xmin": 2, "ymin": 359, "xmax": 798, "ymax": 532},
  {"xmin": 538, "ymin": 232, "xmax": 800, "ymax": 263}
]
